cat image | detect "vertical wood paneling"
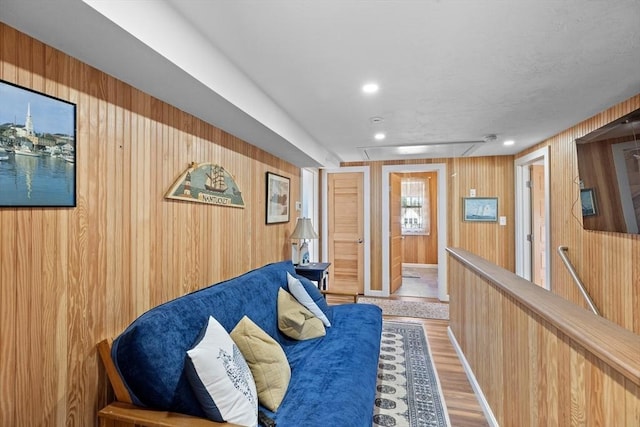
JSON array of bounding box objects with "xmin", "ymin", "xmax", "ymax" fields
[
  {"xmin": 0, "ymin": 23, "xmax": 299, "ymax": 426},
  {"xmin": 448, "ymin": 255, "xmax": 640, "ymax": 426}
]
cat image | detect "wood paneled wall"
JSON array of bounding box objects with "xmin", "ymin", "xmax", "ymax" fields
[
  {"xmin": 0, "ymin": 23, "xmax": 299, "ymax": 426},
  {"xmin": 342, "ymin": 157, "xmax": 515, "ymax": 292},
  {"xmin": 517, "ymin": 94, "xmax": 640, "ymax": 334},
  {"xmin": 448, "ymin": 248, "xmax": 640, "ymax": 426},
  {"xmin": 397, "ymin": 172, "xmax": 438, "ymax": 265}
]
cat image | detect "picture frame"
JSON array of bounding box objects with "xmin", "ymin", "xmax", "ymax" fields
[
  {"xmin": 266, "ymin": 172, "xmax": 290, "ymax": 224},
  {"xmin": 580, "ymin": 188, "xmax": 598, "ymax": 217},
  {"xmin": 463, "ymin": 197, "xmax": 498, "ymax": 222},
  {"xmin": 0, "ymin": 79, "xmax": 76, "ymax": 207}
]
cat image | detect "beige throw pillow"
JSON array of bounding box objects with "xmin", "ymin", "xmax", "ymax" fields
[
  {"xmin": 230, "ymin": 316, "xmax": 291, "ymax": 411},
  {"xmin": 277, "ymin": 288, "xmax": 326, "ymax": 340}
]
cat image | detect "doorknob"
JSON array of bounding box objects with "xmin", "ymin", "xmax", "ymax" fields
[{"xmin": 357, "ymin": 238, "xmax": 363, "ymax": 244}]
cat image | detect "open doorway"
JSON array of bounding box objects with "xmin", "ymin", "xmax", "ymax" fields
[
  {"xmin": 392, "ymin": 172, "xmax": 439, "ymax": 298},
  {"xmin": 381, "ymin": 164, "xmax": 448, "ymax": 301},
  {"xmin": 515, "ymin": 147, "xmax": 551, "ymax": 290}
]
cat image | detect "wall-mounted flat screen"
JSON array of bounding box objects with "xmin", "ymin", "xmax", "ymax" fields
[{"xmin": 575, "ymin": 108, "xmax": 640, "ymax": 234}]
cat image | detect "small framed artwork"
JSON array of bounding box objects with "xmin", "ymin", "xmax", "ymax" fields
[
  {"xmin": 463, "ymin": 197, "xmax": 498, "ymax": 222},
  {"xmin": 266, "ymin": 172, "xmax": 290, "ymax": 224},
  {"xmin": 0, "ymin": 79, "xmax": 76, "ymax": 207},
  {"xmin": 580, "ymin": 188, "xmax": 597, "ymax": 216}
]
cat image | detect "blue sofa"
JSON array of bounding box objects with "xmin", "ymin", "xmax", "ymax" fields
[{"xmin": 111, "ymin": 260, "xmax": 383, "ymax": 426}]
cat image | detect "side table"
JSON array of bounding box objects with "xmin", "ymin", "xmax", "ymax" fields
[{"xmin": 294, "ymin": 262, "xmax": 331, "ymax": 290}]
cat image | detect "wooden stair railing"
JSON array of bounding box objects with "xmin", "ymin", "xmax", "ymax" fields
[{"xmin": 557, "ymin": 245, "xmax": 599, "ymax": 315}]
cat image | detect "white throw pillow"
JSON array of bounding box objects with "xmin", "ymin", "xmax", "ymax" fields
[
  {"xmin": 185, "ymin": 316, "xmax": 258, "ymax": 427},
  {"xmin": 287, "ymin": 272, "xmax": 331, "ymax": 327}
]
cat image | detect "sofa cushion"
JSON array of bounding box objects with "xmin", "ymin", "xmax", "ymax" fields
[
  {"xmin": 111, "ymin": 261, "xmax": 296, "ymax": 416},
  {"xmin": 266, "ymin": 303, "xmax": 383, "ymax": 426},
  {"xmin": 230, "ymin": 316, "xmax": 291, "ymax": 411},
  {"xmin": 277, "ymin": 288, "xmax": 325, "ymax": 340},
  {"xmin": 287, "ymin": 272, "xmax": 331, "ymax": 327},
  {"xmin": 184, "ymin": 316, "xmax": 258, "ymax": 426}
]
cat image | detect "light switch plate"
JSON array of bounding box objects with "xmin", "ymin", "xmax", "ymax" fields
[
  {"xmin": 295, "ymin": 201, "xmax": 302, "ymax": 211},
  {"xmin": 499, "ymin": 216, "xmax": 507, "ymax": 226},
  {"xmin": 470, "ymin": 189, "xmax": 476, "ymax": 197}
]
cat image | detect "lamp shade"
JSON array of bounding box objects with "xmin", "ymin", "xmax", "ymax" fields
[{"xmin": 290, "ymin": 218, "xmax": 318, "ymax": 240}]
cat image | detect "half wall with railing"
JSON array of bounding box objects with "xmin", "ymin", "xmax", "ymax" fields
[{"xmin": 447, "ymin": 247, "xmax": 640, "ymax": 426}]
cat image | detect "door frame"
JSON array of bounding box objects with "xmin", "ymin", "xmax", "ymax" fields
[
  {"xmin": 515, "ymin": 146, "xmax": 551, "ymax": 290},
  {"xmin": 381, "ymin": 163, "xmax": 448, "ymax": 301},
  {"xmin": 321, "ymin": 166, "xmax": 371, "ymax": 294}
]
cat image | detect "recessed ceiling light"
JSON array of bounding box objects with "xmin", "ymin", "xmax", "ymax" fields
[
  {"xmin": 362, "ymin": 83, "xmax": 379, "ymax": 94},
  {"xmin": 503, "ymin": 140, "xmax": 515, "ymax": 146},
  {"xmin": 374, "ymin": 132, "xmax": 386, "ymax": 141}
]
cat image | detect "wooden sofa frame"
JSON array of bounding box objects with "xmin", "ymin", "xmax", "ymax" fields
[{"xmin": 97, "ymin": 339, "xmax": 236, "ymax": 427}]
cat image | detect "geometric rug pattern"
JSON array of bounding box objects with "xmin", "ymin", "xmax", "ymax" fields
[
  {"xmin": 374, "ymin": 321, "xmax": 450, "ymax": 426},
  {"xmin": 359, "ymin": 297, "xmax": 449, "ymax": 320}
]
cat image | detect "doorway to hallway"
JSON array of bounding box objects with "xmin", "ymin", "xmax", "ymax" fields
[
  {"xmin": 381, "ymin": 163, "xmax": 448, "ymax": 301},
  {"xmin": 394, "ymin": 264, "xmax": 439, "ymax": 298}
]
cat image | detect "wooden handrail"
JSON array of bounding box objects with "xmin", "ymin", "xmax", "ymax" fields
[{"xmin": 446, "ymin": 247, "xmax": 640, "ymax": 386}]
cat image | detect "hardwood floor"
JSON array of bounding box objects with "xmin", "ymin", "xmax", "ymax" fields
[
  {"xmin": 327, "ymin": 295, "xmax": 489, "ymax": 426},
  {"xmin": 392, "ymin": 316, "xmax": 489, "ymax": 427}
]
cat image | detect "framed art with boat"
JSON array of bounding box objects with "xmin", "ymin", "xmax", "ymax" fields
[{"xmin": 0, "ymin": 79, "xmax": 76, "ymax": 207}]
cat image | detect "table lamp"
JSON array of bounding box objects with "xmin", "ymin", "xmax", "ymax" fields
[{"xmin": 290, "ymin": 217, "xmax": 318, "ymax": 265}]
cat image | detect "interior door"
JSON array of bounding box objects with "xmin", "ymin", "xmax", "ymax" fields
[
  {"xmin": 327, "ymin": 172, "xmax": 364, "ymax": 294},
  {"xmin": 390, "ymin": 173, "xmax": 403, "ymax": 294}
]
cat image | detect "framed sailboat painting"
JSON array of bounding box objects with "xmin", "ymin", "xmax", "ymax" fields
[
  {"xmin": 462, "ymin": 197, "xmax": 498, "ymax": 222},
  {"xmin": 0, "ymin": 79, "xmax": 76, "ymax": 207}
]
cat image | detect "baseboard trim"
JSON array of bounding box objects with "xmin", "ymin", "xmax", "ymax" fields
[
  {"xmin": 402, "ymin": 263, "xmax": 438, "ymax": 269},
  {"xmin": 447, "ymin": 326, "xmax": 499, "ymax": 427}
]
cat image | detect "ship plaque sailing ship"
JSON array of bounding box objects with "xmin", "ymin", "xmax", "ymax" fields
[
  {"xmin": 205, "ymin": 164, "xmax": 228, "ymax": 193},
  {"xmin": 165, "ymin": 162, "xmax": 245, "ymax": 208}
]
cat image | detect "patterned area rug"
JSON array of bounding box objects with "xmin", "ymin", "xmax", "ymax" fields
[
  {"xmin": 359, "ymin": 298, "xmax": 449, "ymax": 320},
  {"xmin": 374, "ymin": 321, "xmax": 450, "ymax": 427}
]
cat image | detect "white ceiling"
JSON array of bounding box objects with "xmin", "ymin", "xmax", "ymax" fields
[{"xmin": 2, "ymin": 0, "xmax": 639, "ymax": 167}]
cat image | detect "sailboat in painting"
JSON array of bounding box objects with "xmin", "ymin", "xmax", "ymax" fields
[
  {"xmin": 205, "ymin": 164, "xmax": 227, "ymax": 193},
  {"xmin": 14, "ymin": 145, "xmax": 41, "ymax": 157}
]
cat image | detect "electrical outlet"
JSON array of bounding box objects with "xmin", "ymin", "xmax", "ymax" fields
[{"xmin": 470, "ymin": 189, "xmax": 476, "ymax": 197}]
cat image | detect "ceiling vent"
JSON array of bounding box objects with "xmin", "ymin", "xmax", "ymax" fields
[{"xmin": 358, "ymin": 140, "xmax": 485, "ymax": 161}]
